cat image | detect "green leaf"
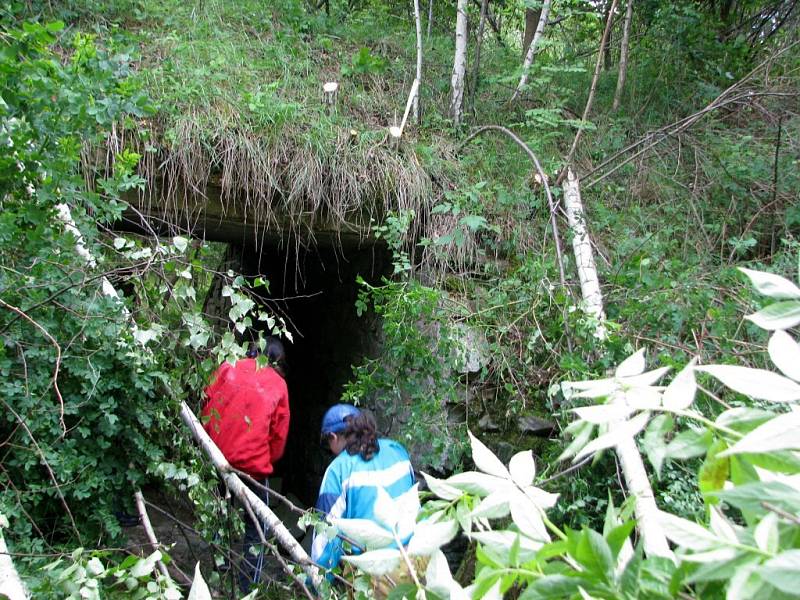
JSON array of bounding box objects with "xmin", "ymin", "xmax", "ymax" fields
[
  {"xmin": 757, "ymin": 549, "xmax": 800, "ymax": 594},
  {"xmin": 468, "ymin": 431, "xmax": 511, "ymax": 479},
  {"xmin": 708, "ymin": 482, "xmax": 800, "ymax": 516},
  {"xmin": 509, "ymin": 450, "xmax": 536, "ymax": 487},
  {"xmin": 696, "ymin": 365, "xmax": 800, "ymax": 402},
  {"xmin": 342, "ymin": 548, "xmax": 402, "ymax": 576},
  {"xmin": 574, "ymin": 529, "xmax": 614, "ymax": 581},
  {"xmin": 518, "ymin": 575, "xmax": 592, "ymax": 599},
  {"xmin": 643, "ymin": 414, "xmax": 673, "ymax": 477},
  {"xmin": 720, "ymin": 410, "xmax": 800, "ymax": 456},
  {"xmin": 386, "ymin": 583, "xmax": 416, "ymax": 600},
  {"xmin": 469, "ymin": 531, "xmax": 543, "ymax": 563},
  {"xmin": 768, "ymin": 331, "xmax": 800, "ymax": 381},
  {"xmin": 745, "ymin": 300, "xmax": 800, "ymax": 330},
  {"xmin": 716, "ymin": 407, "xmax": 775, "ymax": 433},
  {"xmin": 698, "ymin": 440, "xmax": 729, "ymax": 503},
  {"xmin": 665, "ymin": 427, "xmax": 712, "ymax": 459},
  {"xmin": 606, "ymin": 521, "xmax": 636, "ymax": 560},
  {"xmin": 739, "ymin": 267, "xmax": 800, "ymax": 300}
]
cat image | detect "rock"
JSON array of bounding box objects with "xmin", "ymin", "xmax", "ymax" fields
[
  {"xmin": 478, "ymin": 413, "xmax": 500, "ymax": 432},
  {"xmin": 518, "ymin": 416, "xmax": 557, "ymax": 437}
]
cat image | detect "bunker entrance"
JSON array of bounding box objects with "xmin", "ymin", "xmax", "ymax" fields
[{"xmin": 234, "ymin": 238, "xmax": 392, "ymax": 505}]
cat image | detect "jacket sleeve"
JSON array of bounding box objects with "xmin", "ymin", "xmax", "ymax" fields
[{"xmin": 268, "ymin": 382, "xmax": 290, "ymax": 463}]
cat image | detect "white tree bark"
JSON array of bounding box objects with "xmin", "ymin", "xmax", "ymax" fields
[
  {"xmin": 562, "ymin": 170, "xmax": 673, "ymax": 561},
  {"xmin": 179, "ymin": 402, "xmax": 323, "ymax": 588},
  {"xmin": 413, "ymin": 0, "xmax": 423, "ymax": 123},
  {"xmin": 0, "ymin": 527, "xmax": 28, "ymax": 600},
  {"xmin": 449, "ymin": 0, "xmax": 468, "ymax": 126},
  {"xmin": 612, "ymin": 0, "xmax": 634, "ymax": 111},
  {"xmin": 616, "ymin": 435, "xmax": 674, "ymax": 559},
  {"xmin": 427, "ymin": 0, "xmax": 434, "ymax": 39},
  {"xmin": 563, "ymin": 169, "xmax": 606, "ymax": 340},
  {"xmin": 134, "ymin": 490, "xmax": 184, "ymax": 584},
  {"xmin": 511, "ymin": 0, "xmax": 551, "ymax": 101}
]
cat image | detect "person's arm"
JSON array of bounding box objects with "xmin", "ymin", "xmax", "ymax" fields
[
  {"xmin": 311, "ymin": 463, "xmax": 346, "ymax": 571},
  {"xmin": 268, "ymin": 384, "xmax": 290, "ymax": 462}
]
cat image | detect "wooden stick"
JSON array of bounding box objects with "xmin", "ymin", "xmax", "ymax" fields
[{"xmin": 134, "ymin": 490, "xmax": 192, "ymax": 585}]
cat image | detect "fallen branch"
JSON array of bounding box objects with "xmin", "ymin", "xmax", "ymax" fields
[
  {"xmin": 0, "ymin": 521, "xmax": 28, "ymax": 600},
  {"xmin": 583, "ymin": 40, "xmax": 800, "ymax": 188},
  {"xmin": 178, "ymin": 401, "xmax": 322, "ymax": 589},
  {"xmin": 134, "ymin": 490, "xmax": 192, "ymax": 586},
  {"xmin": 563, "ymin": 169, "xmax": 606, "ymax": 339}
]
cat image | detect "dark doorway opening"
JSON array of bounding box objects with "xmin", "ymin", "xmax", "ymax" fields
[{"xmin": 237, "ymin": 238, "xmax": 391, "ymax": 505}]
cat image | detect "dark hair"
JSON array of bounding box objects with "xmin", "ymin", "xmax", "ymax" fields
[
  {"xmin": 342, "ymin": 411, "xmax": 380, "ymax": 461},
  {"xmin": 247, "ymin": 336, "xmax": 288, "ymax": 379}
]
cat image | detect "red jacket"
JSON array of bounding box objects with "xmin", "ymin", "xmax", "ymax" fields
[{"xmin": 201, "ymin": 358, "xmax": 290, "ymax": 478}]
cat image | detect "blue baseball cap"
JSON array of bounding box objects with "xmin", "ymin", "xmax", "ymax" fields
[{"xmin": 321, "ymin": 404, "xmax": 361, "ymax": 436}]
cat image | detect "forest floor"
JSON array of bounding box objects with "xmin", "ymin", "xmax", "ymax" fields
[{"xmin": 122, "ymin": 485, "xmax": 308, "ymax": 596}]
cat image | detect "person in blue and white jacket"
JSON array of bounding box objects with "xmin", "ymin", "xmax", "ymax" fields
[{"xmin": 312, "ymin": 404, "xmax": 416, "ymax": 571}]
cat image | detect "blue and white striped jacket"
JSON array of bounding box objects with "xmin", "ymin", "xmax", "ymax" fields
[{"xmin": 312, "ymin": 438, "xmax": 416, "ymax": 570}]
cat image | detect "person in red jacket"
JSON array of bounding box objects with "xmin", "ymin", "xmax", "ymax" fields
[{"xmin": 202, "ymin": 336, "xmax": 289, "ymax": 593}]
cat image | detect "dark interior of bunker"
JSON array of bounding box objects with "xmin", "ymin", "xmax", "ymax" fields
[{"xmin": 229, "ymin": 236, "xmax": 393, "ymax": 506}]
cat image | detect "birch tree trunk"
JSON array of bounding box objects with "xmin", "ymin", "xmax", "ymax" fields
[
  {"xmin": 612, "ymin": 0, "xmax": 634, "ymax": 111},
  {"xmin": 0, "ymin": 529, "xmax": 28, "ymax": 600},
  {"xmin": 449, "ymin": 0, "xmax": 468, "ymax": 126},
  {"xmin": 511, "ymin": 0, "xmax": 551, "ymax": 101},
  {"xmin": 179, "ymin": 402, "xmax": 323, "ymax": 587},
  {"xmin": 562, "ymin": 170, "xmax": 673, "ymax": 561},
  {"xmin": 615, "ymin": 435, "xmax": 674, "ymax": 559},
  {"xmin": 413, "ymin": 0, "xmax": 423, "ymax": 122},
  {"xmin": 427, "ymin": 0, "xmax": 433, "ymax": 39},
  {"xmin": 563, "ymin": 169, "xmax": 606, "ymax": 340}
]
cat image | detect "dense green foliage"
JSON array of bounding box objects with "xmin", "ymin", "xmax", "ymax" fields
[{"xmin": 1, "ymin": 0, "xmax": 799, "ymax": 597}]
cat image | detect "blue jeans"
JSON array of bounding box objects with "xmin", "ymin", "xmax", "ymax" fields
[{"xmin": 239, "ymin": 478, "xmax": 270, "ymax": 593}]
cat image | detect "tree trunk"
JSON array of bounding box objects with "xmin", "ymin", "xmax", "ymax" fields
[
  {"xmin": 468, "ymin": 0, "xmax": 489, "ymax": 112},
  {"xmin": 449, "ymin": 0, "xmax": 468, "ymax": 126},
  {"xmin": 522, "ymin": 6, "xmax": 541, "ymax": 59},
  {"xmin": 561, "ymin": 170, "xmax": 673, "ymax": 561},
  {"xmin": 511, "ymin": 0, "xmax": 551, "ymax": 101},
  {"xmin": 413, "ymin": 0, "xmax": 423, "ymax": 122},
  {"xmin": 616, "ymin": 435, "xmax": 674, "ymax": 559},
  {"xmin": 612, "ymin": 0, "xmax": 633, "ymax": 111},
  {"xmin": 0, "ymin": 529, "xmax": 28, "ymax": 600},
  {"xmin": 427, "ymin": 0, "xmax": 433, "ymax": 39},
  {"xmin": 601, "ymin": 0, "xmax": 614, "ymax": 70},
  {"xmin": 563, "ymin": 169, "xmax": 606, "ymax": 340}
]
